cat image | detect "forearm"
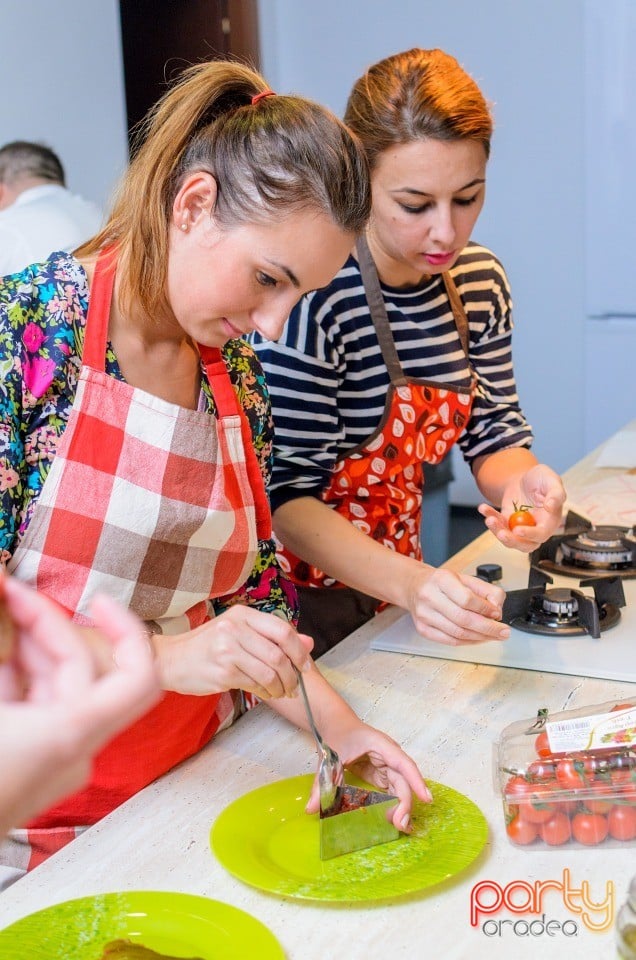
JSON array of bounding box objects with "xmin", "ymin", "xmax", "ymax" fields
[
  {"xmin": 267, "ymin": 662, "xmax": 360, "ymax": 746},
  {"xmin": 273, "ymin": 497, "xmax": 428, "ymax": 610},
  {"xmin": 472, "ymin": 447, "xmax": 539, "ymax": 507}
]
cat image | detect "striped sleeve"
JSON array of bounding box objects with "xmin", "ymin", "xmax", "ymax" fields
[{"xmin": 452, "ymin": 245, "xmax": 534, "ymax": 461}]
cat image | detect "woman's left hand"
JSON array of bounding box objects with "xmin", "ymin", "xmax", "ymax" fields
[
  {"xmin": 305, "ymin": 722, "xmax": 431, "ymax": 832},
  {"xmin": 478, "ymin": 463, "xmax": 566, "ymax": 553}
]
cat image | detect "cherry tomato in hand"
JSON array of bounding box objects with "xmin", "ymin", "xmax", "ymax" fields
[{"xmin": 508, "ymin": 502, "xmax": 537, "ymax": 531}]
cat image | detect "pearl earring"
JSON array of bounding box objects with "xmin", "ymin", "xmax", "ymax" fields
[{"xmin": 180, "ymin": 222, "xmax": 188, "ymax": 232}]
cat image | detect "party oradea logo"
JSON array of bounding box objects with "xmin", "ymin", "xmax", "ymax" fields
[{"xmin": 470, "ymin": 868, "xmax": 614, "ymax": 937}]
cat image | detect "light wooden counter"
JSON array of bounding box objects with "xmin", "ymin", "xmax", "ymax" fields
[{"xmin": 0, "ymin": 426, "xmax": 634, "ymax": 958}]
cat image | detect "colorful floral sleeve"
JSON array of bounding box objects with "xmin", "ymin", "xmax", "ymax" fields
[
  {"xmin": 212, "ymin": 339, "xmax": 299, "ymax": 625},
  {"xmin": 0, "ymin": 256, "xmax": 88, "ymax": 564}
]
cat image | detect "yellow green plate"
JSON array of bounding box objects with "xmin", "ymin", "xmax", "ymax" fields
[
  {"xmin": 210, "ymin": 775, "xmax": 488, "ymax": 902},
  {"xmin": 0, "ymin": 891, "xmax": 284, "ymax": 959}
]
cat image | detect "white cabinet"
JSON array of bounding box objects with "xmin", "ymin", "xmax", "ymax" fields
[{"xmin": 584, "ymin": 317, "xmax": 636, "ymax": 451}]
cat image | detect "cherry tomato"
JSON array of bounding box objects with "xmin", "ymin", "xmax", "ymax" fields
[
  {"xmin": 584, "ymin": 786, "xmax": 615, "ymax": 815},
  {"xmin": 608, "ymin": 805, "xmax": 636, "ymax": 841},
  {"xmin": 517, "ymin": 784, "xmax": 557, "ymax": 824},
  {"xmin": 507, "ymin": 815, "xmax": 539, "ymax": 845},
  {"xmin": 505, "ymin": 775, "xmax": 533, "ymax": 797},
  {"xmin": 553, "ymin": 797, "xmax": 580, "ymax": 817},
  {"xmin": 571, "ymin": 811, "xmax": 609, "ymax": 845},
  {"xmin": 534, "ymin": 731, "xmax": 553, "ymax": 758},
  {"xmin": 540, "ymin": 811, "xmax": 572, "ymax": 846},
  {"xmin": 570, "ymin": 752, "xmax": 598, "ymax": 782},
  {"xmin": 508, "ymin": 503, "xmax": 537, "ymax": 531},
  {"xmin": 527, "ymin": 758, "xmax": 558, "ymax": 782},
  {"xmin": 555, "ymin": 758, "xmax": 586, "ymax": 790}
]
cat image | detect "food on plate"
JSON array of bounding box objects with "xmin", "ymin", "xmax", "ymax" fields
[
  {"xmin": 507, "ymin": 502, "xmax": 536, "ymax": 531},
  {"xmin": 0, "ymin": 594, "xmax": 16, "ymax": 663},
  {"xmin": 99, "ymin": 941, "xmax": 205, "ymax": 959}
]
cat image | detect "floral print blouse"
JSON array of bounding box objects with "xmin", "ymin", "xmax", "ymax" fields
[{"xmin": 0, "ymin": 252, "xmax": 297, "ymax": 622}]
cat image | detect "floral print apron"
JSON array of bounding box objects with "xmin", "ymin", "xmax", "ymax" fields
[{"xmin": 281, "ymin": 235, "xmax": 475, "ymax": 591}]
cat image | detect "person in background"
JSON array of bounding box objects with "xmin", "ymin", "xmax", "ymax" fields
[
  {"xmin": 0, "ymin": 574, "xmax": 160, "ymax": 886},
  {"xmin": 0, "ymin": 59, "xmax": 428, "ymax": 881},
  {"xmin": 0, "ymin": 140, "xmax": 102, "ymax": 276},
  {"xmin": 252, "ymin": 48, "xmax": 566, "ymax": 656}
]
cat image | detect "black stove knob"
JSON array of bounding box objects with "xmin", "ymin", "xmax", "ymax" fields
[{"xmin": 476, "ymin": 563, "xmax": 503, "ymax": 583}]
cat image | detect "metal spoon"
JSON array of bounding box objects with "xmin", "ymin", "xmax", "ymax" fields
[{"xmin": 294, "ymin": 666, "xmax": 344, "ymax": 815}]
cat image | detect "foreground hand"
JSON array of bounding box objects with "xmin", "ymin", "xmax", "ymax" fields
[
  {"xmin": 305, "ymin": 721, "xmax": 431, "ymax": 832},
  {"xmin": 478, "ymin": 464, "xmax": 566, "ymax": 553},
  {"xmin": 156, "ymin": 604, "xmax": 313, "ymax": 699},
  {"xmin": 0, "ymin": 576, "xmax": 160, "ymax": 834},
  {"xmin": 406, "ymin": 565, "xmax": 509, "ymax": 645}
]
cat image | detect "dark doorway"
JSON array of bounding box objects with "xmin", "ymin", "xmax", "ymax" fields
[{"xmin": 118, "ymin": 0, "xmax": 260, "ymax": 147}]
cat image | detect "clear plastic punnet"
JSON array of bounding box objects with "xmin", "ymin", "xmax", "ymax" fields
[{"xmin": 494, "ymin": 699, "xmax": 636, "ymax": 849}]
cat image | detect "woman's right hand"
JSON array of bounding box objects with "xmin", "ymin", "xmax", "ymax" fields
[
  {"xmin": 154, "ymin": 604, "xmax": 314, "ymax": 699},
  {"xmin": 406, "ymin": 565, "xmax": 509, "ymax": 645}
]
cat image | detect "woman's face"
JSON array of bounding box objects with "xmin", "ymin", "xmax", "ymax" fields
[
  {"xmin": 167, "ymin": 202, "xmax": 354, "ymax": 347},
  {"xmin": 367, "ymin": 138, "xmax": 487, "ymax": 287}
]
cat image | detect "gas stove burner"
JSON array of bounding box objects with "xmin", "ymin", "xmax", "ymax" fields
[
  {"xmin": 531, "ymin": 519, "xmax": 636, "ymax": 580},
  {"xmin": 502, "ymin": 570, "xmax": 625, "ymax": 638},
  {"xmin": 561, "ymin": 526, "xmax": 634, "ymax": 567}
]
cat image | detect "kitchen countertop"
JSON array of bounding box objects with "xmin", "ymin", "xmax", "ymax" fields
[{"xmin": 0, "ymin": 423, "xmax": 635, "ymax": 958}]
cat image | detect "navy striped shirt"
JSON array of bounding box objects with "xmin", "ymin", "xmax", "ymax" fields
[{"xmin": 251, "ymin": 242, "xmax": 533, "ymax": 512}]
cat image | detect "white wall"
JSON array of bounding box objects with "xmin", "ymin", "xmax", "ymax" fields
[
  {"xmin": 258, "ymin": 0, "xmax": 588, "ymax": 502},
  {"xmin": 0, "ymin": 0, "xmax": 129, "ymax": 212}
]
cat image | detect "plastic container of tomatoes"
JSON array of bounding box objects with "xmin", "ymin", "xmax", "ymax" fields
[{"xmin": 495, "ymin": 698, "xmax": 636, "ymax": 849}]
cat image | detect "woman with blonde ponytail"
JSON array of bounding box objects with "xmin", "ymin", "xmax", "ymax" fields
[{"xmin": 0, "ymin": 59, "xmax": 428, "ymax": 880}]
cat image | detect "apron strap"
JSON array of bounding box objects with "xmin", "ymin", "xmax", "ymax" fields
[
  {"xmin": 356, "ymin": 235, "xmax": 407, "ymax": 386},
  {"xmin": 441, "ymin": 271, "xmax": 471, "ymax": 360},
  {"xmin": 197, "ymin": 343, "xmax": 244, "ymax": 419},
  {"xmin": 356, "ymin": 234, "xmax": 473, "ymax": 380},
  {"xmin": 198, "ymin": 342, "xmax": 272, "ymax": 538},
  {"xmin": 82, "ymin": 246, "xmax": 118, "ymax": 371}
]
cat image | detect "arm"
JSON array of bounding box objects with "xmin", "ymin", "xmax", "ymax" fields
[
  {"xmin": 275, "ymin": 496, "xmax": 508, "ymax": 645},
  {"xmin": 453, "ymin": 253, "xmax": 565, "ymax": 550},
  {"xmin": 474, "ymin": 447, "xmax": 566, "ymax": 552},
  {"xmin": 267, "ymin": 661, "xmax": 431, "ymax": 832},
  {"xmin": 0, "ymin": 575, "xmax": 160, "ymax": 836},
  {"xmin": 253, "ymin": 278, "xmax": 509, "ymax": 646}
]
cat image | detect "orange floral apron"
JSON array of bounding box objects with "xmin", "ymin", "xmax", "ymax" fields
[
  {"xmin": 1, "ymin": 249, "xmax": 270, "ymax": 884},
  {"xmin": 280, "ymin": 237, "xmax": 475, "ymax": 651}
]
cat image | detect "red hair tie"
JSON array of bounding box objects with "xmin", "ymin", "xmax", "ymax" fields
[{"xmin": 251, "ymin": 89, "xmax": 276, "ymax": 105}]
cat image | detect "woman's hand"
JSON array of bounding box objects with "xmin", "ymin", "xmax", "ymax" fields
[
  {"xmin": 305, "ymin": 720, "xmax": 431, "ymax": 832},
  {"xmin": 405, "ymin": 565, "xmax": 509, "ymax": 645},
  {"xmin": 155, "ymin": 604, "xmax": 313, "ymax": 699},
  {"xmin": 0, "ymin": 575, "xmax": 161, "ymax": 835},
  {"xmin": 478, "ymin": 463, "xmax": 566, "ymax": 553}
]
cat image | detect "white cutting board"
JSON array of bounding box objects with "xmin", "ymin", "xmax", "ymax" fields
[{"xmin": 370, "ymin": 538, "xmax": 636, "ymax": 682}]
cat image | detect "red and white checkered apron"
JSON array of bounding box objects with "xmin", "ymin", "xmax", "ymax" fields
[
  {"xmin": 2, "ymin": 249, "xmax": 270, "ymax": 885},
  {"xmin": 279, "ymin": 235, "xmax": 475, "ymax": 589}
]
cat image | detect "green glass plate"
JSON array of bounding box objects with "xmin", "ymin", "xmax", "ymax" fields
[
  {"xmin": 210, "ymin": 775, "xmax": 488, "ymax": 902},
  {"xmin": 0, "ymin": 890, "xmax": 285, "ymax": 960}
]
